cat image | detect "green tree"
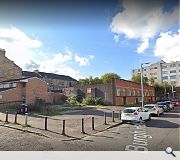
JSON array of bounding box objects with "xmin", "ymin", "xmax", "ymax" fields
[
  {"xmin": 131, "ymin": 75, "xmax": 149, "ymax": 84},
  {"xmin": 149, "ymin": 77, "xmax": 155, "ymax": 86},
  {"xmin": 101, "ymin": 73, "xmax": 121, "ymax": 83}
]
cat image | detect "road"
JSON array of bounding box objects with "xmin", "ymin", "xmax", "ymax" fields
[{"xmin": 0, "ymin": 106, "xmax": 179, "ymax": 151}]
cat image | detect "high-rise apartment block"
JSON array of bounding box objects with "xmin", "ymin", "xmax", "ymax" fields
[{"xmin": 132, "ymin": 60, "xmax": 180, "ymax": 87}]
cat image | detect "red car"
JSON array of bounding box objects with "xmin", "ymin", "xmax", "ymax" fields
[{"xmin": 171, "ymin": 99, "xmax": 180, "ymax": 106}]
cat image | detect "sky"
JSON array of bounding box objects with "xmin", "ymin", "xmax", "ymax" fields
[{"xmin": 0, "ymin": 0, "xmax": 179, "ymax": 80}]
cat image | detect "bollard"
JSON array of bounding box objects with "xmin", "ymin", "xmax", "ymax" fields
[
  {"xmin": 112, "ymin": 111, "xmax": 115, "ymax": 122},
  {"xmin": 81, "ymin": 118, "xmax": 85, "ymax": 133},
  {"xmin": 5, "ymin": 111, "xmax": 8, "ymax": 123},
  {"xmin": 92, "ymin": 117, "xmax": 95, "ymax": 130},
  {"xmin": 62, "ymin": 120, "xmax": 65, "ymax": 135},
  {"xmin": 45, "ymin": 117, "xmax": 48, "ymax": 130},
  {"xmin": 104, "ymin": 112, "xmax": 107, "ymax": 125},
  {"xmin": 119, "ymin": 110, "xmax": 121, "ymax": 120},
  {"xmin": 14, "ymin": 112, "xmax": 17, "ymax": 124},
  {"xmin": 25, "ymin": 113, "xmax": 28, "ymax": 126}
]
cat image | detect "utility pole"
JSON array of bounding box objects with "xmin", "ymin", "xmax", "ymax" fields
[{"xmin": 140, "ymin": 62, "xmax": 150, "ymax": 109}]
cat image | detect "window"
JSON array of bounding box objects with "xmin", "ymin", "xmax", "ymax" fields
[
  {"xmin": 162, "ymin": 71, "xmax": 168, "ymax": 74},
  {"xmin": 170, "ymin": 70, "xmax": 176, "ymax": 73},
  {"xmin": 116, "ymin": 89, "xmax": 121, "ymax": 97},
  {"xmin": 170, "ymin": 64, "xmax": 176, "ymax": 68},
  {"xmin": 144, "ymin": 69, "xmax": 146, "ymax": 71},
  {"xmin": 170, "ymin": 75, "xmax": 176, "ymax": 79},
  {"xmin": 122, "ymin": 89, "xmax": 126, "ymax": 96},
  {"xmin": 162, "ymin": 65, "xmax": 167, "ymax": 69},
  {"xmin": 162, "ymin": 76, "xmax": 168, "ymax": 80},
  {"xmin": 154, "ymin": 67, "xmax": 157, "ymax": 69},
  {"xmin": 132, "ymin": 90, "xmax": 136, "ymax": 96},
  {"xmin": 128, "ymin": 90, "xmax": 132, "ymax": 96}
]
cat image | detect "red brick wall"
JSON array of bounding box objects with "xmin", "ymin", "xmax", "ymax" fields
[
  {"xmin": 113, "ymin": 79, "xmax": 155, "ymax": 105},
  {"xmin": 25, "ymin": 78, "xmax": 52, "ymax": 104},
  {"xmin": 0, "ymin": 84, "xmax": 22, "ymax": 104}
]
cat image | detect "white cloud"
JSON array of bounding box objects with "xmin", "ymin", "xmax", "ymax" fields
[
  {"xmin": 110, "ymin": 0, "xmax": 179, "ymax": 53},
  {"xmin": 0, "ymin": 26, "xmax": 42, "ymax": 67},
  {"xmin": 137, "ymin": 38, "xmax": 149, "ymax": 53},
  {"xmin": 75, "ymin": 54, "xmax": 95, "ymax": 66},
  {"xmin": 0, "ymin": 26, "xmax": 95, "ymax": 80},
  {"xmin": 154, "ymin": 30, "xmax": 180, "ymax": 62}
]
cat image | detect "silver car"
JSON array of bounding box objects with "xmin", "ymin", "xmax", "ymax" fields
[{"xmin": 144, "ymin": 104, "xmax": 163, "ymax": 117}]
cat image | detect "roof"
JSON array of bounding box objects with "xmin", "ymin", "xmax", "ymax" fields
[
  {"xmin": 0, "ymin": 78, "xmax": 28, "ymax": 83},
  {"xmin": 22, "ymin": 71, "xmax": 77, "ymax": 82}
]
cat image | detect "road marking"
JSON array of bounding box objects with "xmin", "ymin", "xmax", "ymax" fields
[{"xmin": 125, "ymin": 122, "xmax": 152, "ymax": 151}]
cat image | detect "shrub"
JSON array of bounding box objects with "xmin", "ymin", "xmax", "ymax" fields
[
  {"xmin": 66, "ymin": 96, "xmax": 79, "ymax": 105},
  {"xmin": 82, "ymin": 97, "xmax": 104, "ymax": 105}
]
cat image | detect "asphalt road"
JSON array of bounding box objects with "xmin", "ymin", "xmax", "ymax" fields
[{"xmin": 0, "ymin": 106, "xmax": 179, "ymax": 151}]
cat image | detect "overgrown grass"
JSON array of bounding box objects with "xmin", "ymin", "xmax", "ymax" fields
[{"xmin": 30, "ymin": 104, "xmax": 89, "ymax": 116}]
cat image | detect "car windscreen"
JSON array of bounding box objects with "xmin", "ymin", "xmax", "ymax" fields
[
  {"xmin": 158, "ymin": 105, "xmax": 164, "ymax": 108},
  {"xmin": 123, "ymin": 109, "xmax": 135, "ymax": 113},
  {"xmin": 144, "ymin": 105, "xmax": 154, "ymax": 109},
  {"xmin": 157, "ymin": 102, "xmax": 166, "ymax": 105}
]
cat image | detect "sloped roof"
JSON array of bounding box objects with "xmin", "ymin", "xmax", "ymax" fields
[
  {"xmin": 22, "ymin": 71, "xmax": 77, "ymax": 81},
  {"xmin": 0, "ymin": 78, "xmax": 28, "ymax": 83}
]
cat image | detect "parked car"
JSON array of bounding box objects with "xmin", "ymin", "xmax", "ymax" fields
[
  {"xmin": 157, "ymin": 101, "xmax": 170, "ymax": 111},
  {"xmin": 144, "ymin": 104, "xmax": 163, "ymax": 116},
  {"xmin": 121, "ymin": 107, "xmax": 151, "ymax": 123},
  {"xmin": 171, "ymin": 99, "xmax": 180, "ymax": 106},
  {"xmin": 164, "ymin": 101, "xmax": 174, "ymax": 110},
  {"xmin": 157, "ymin": 104, "xmax": 168, "ymax": 112}
]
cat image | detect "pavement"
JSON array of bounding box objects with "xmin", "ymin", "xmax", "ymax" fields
[
  {"xmin": 0, "ymin": 105, "xmax": 179, "ymax": 151},
  {"xmin": 0, "ymin": 106, "xmax": 122, "ymax": 140}
]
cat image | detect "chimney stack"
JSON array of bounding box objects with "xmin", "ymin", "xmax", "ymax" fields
[{"xmin": 0, "ymin": 48, "xmax": 6, "ymax": 56}]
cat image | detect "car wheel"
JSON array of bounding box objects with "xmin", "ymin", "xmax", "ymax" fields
[
  {"xmin": 157, "ymin": 112, "xmax": 159, "ymax": 117},
  {"xmin": 122, "ymin": 120, "xmax": 125, "ymax": 124},
  {"xmin": 139, "ymin": 117, "xmax": 143, "ymax": 123}
]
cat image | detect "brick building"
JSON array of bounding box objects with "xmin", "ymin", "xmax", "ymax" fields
[
  {"xmin": 22, "ymin": 70, "xmax": 77, "ymax": 92},
  {"xmin": 0, "ymin": 77, "xmax": 64, "ymax": 106},
  {"xmin": 0, "ymin": 49, "xmax": 22, "ymax": 82},
  {"xmin": 69, "ymin": 78, "xmax": 155, "ymax": 105}
]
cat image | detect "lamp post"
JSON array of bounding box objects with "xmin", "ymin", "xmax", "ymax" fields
[{"xmin": 140, "ymin": 62, "xmax": 150, "ymax": 109}]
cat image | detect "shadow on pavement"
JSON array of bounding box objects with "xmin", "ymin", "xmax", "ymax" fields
[
  {"xmin": 146, "ymin": 119, "xmax": 180, "ymax": 128},
  {"xmin": 160, "ymin": 113, "xmax": 180, "ymax": 119}
]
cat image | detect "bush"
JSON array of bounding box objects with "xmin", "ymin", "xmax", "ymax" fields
[
  {"xmin": 66, "ymin": 96, "xmax": 79, "ymax": 105},
  {"xmin": 82, "ymin": 97, "xmax": 104, "ymax": 105}
]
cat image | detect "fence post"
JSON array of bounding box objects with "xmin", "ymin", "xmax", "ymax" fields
[
  {"xmin": 62, "ymin": 120, "xmax": 65, "ymax": 135},
  {"xmin": 92, "ymin": 117, "xmax": 95, "ymax": 130},
  {"xmin": 25, "ymin": 113, "xmax": 28, "ymax": 126},
  {"xmin": 112, "ymin": 111, "xmax": 115, "ymax": 122},
  {"xmin": 45, "ymin": 117, "xmax": 48, "ymax": 130},
  {"xmin": 5, "ymin": 111, "xmax": 8, "ymax": 123},
  {"xmin": 14, "ymin": 112, "xmax": 17, "ymax": 124},
  {"xmin": 81, "ymin": 118, "xmax": 85, "ymax": 134},
  {"xmin": 119, "ymin": 110, "xmax": 121, "ymax": 120},
  {"xmin": 104, "ymin": 112, "xmax": 107, "ymax": 125}
]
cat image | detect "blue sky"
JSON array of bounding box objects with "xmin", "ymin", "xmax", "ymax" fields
[{"xmin": 0, "ymin": 0, "xmax": 179, "ymax": 80}]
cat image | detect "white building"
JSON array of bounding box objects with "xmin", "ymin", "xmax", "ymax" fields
[{"xmin": 132, "ymin": 60, "xmax": 180, "ymax": 87}]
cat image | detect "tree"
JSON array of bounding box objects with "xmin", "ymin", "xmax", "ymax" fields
[
  {"xmin": 149, "ymin": 77, "xmax": 155, "ymax": 86},
  {"xmin": 131, "ymin": 75, "xmax": 149, "ymax": 84},
  {"xmin": 101, "ymin": 73, "xmax": 121, "ymax": 83}
]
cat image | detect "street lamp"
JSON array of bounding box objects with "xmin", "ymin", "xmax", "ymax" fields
[{"xmin": 140, "ymin": 62, "xmax": 150, "ymax": 109}]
